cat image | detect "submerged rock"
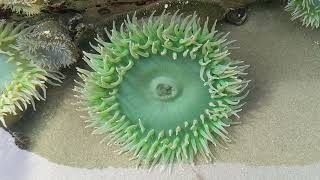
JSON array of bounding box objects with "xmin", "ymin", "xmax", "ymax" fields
[{"xmin": 17, "ymin": 20, "xmax": 79, "ymax": 71}]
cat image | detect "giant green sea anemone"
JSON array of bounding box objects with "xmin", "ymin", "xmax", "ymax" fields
[
  {"xmin": 285, "ymin": 0, "xmax": 320, "ymax": 28},
  {"xmin": 75, "ymin": 11, "xmax": 250, "ymax": 168},
  {"xmin": 0, "ymin": 21, "xmax": 63, "ymax": 127}
]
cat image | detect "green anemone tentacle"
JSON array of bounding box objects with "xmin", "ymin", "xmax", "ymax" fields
[
  {"xmin": 75, "ymin": 11, "xmax": 250, "ymax": 168},
  {"xmin": 0, "ymin": 21, "xmax": 64, "ymax": 127},
  {"xmin": 286, "ymin": 0, "xmax": 320, "ymax": 28}
]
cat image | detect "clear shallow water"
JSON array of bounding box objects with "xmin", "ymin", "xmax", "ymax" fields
[
  {"xmin": 1, "ymin": 128, "xmax": 320, "ymax": 180},
  {"xmin": 0, "ymin": 54, "xmax": 16, "ymax": 92},
  {"xmin": 6, "ymin": 1, "xmax": 320, "ymax": 177}
]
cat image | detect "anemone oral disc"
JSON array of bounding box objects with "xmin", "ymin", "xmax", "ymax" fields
[
  {"xmin": 0, "ymin": 54, "xmax": 16, "ymax": 92},
  {"xmin": 118, "ymin": 55, "xmax": 211, "ymax": 132}
]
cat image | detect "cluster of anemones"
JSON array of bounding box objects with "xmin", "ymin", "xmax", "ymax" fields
[{"xmin": 0, "ymin": 20, "xmax": 72, "ymax": 127}]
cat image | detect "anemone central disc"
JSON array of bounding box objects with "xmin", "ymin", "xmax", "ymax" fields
[
  {"xmin": 118, "ymin": 55, "xmax": 211, "ymax": 131},
  {"xmin": 0, "ymin": 54, "xmax": 16, "ymax": 92},
  {"xmin": 150, "ymin": 76, "xmax": 180, "ymax": 101}
]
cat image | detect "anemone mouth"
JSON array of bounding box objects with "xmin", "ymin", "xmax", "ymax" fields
[
  {"xmin": 151, "ymin": 77, "xmax": 179, "ymax": 101},
  {"xmin": 286, "ymin": 0, "xmax": 320, "ymax": 28},
  {"xmin": 76, "ymin": 11, "xmax": 250, "ymax": 167}
]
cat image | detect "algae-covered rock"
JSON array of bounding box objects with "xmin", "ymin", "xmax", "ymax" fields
[{"xmin": 17, "ymin": 20, "xmax": 79, "ymax": 70}]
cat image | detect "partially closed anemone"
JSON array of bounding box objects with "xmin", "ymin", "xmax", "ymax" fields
[
  {"xmin": 17, "ymin": 20, "xmax": 79, "ymax": 71},
  {"xmin": 0, "ymin": 21, "xmax": 63, "ymax": 127},
  {"xmin": 75, "ymin": 11, "xmax": 250, "ymax": 168}
]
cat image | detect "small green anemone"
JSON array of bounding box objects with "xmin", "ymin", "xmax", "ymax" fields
[
  {"xmin": 0, "ymin": 21, "xmax": 63, "ymax": 127},
  {"xmin": 286, "ymin": 0, "xmax": 320, "ymax": 28},
  {"xmin": 75, "ymin": 11, "xmax": 250, "ymax": 167}
]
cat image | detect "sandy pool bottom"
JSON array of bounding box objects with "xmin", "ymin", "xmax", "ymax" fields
[{"xmin": 12, "ymin": 2, "xmax": 320, "ymax": 169}]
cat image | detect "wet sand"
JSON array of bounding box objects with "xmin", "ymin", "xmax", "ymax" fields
[{"xmin": 13, "ymin": 2, "xmax": 320, "ymax": 168}]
